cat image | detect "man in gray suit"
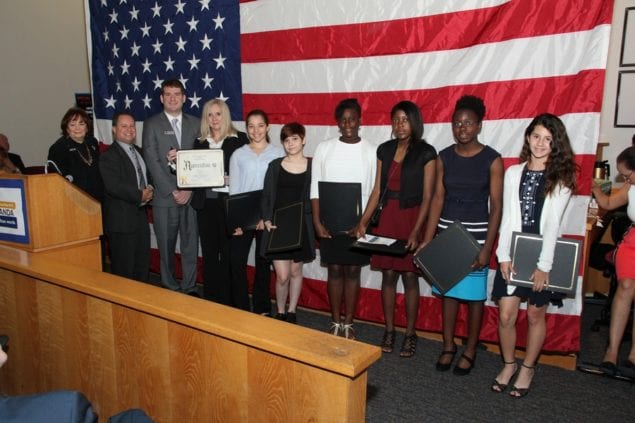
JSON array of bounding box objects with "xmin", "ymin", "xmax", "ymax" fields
[{"xmin": 142, "ymin": 79, "xmax": 200, "ymax": 294}]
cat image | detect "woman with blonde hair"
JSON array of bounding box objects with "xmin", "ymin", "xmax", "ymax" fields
[{"xmin": 190, "ymin": 99, "xmax": 248, "ymax": 303}]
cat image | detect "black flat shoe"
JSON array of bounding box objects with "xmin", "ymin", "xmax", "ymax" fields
[
  {"xmin": 435, "ymin": 346, "xmax": 457, "ymax": 371},
  {"xmin": 286, "ymin": 312, "xmax": 297, "ymax": 324},
  {"xmin": 453, "ymin": 353, "xmax": 475, "ymax": 376},
  {"xmin": 599, "ymin": 361, "xmax": 618, "ymax": 376},
  {"xmin": 273, "ymin": 313, "xmax": 286, "ymax": 321}
]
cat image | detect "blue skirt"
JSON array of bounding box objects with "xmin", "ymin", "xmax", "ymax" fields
[{"xmin": 432, "ymin": 268, "xmax": 488, "ymax": 301}]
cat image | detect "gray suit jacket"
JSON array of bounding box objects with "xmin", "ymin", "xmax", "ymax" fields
[{"xmin": 142, "ymin": 112, "xmax": 200, "ymax": 207}]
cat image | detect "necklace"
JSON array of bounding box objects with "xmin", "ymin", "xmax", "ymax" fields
[{"xmin": 75, "ymin": 143, "xmax": 94, "ymax": 166}]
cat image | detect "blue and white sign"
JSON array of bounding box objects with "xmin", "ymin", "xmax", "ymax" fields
[{"xmin": 0, "ymin": 178, "xmax": 29, "ymax": 244}]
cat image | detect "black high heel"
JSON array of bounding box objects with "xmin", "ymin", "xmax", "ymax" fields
[
  {"xmin": 509, "ymin": 363, "xmax": 536, "ymax": 398},
  {"xmin": 380, "ymin": 330, "xmax": 396, "ymax": 353},
  {"xmin": 491, "ymin": 361, "xmax": 518, "ymax": 393}
]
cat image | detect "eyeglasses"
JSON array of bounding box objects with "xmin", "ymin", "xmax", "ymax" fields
[{"xmin": 452, "ymin": 120, "xmax": 477, "ymax": 128}]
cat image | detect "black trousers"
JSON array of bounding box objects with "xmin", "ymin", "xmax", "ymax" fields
[
  {"xmin": 197, "ymin": 197, "xmax": 231, "ymax": 304},
  {"xmin": 107, "ymin": 224, "xmax": 150, "ymax": 283},
  {"xmin": 229, "ymin": 229, "xmax": 271, "ymax": 314}
]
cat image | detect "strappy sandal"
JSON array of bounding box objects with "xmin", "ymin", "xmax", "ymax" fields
[
  {"xmin": 399, "ymin": 333, "xmax": 418, "ymax": 358},
  {"xmin": 509, "ymin": 363, "xmax": 536, "ymax": 398},
  {"xmin": 342, "ymin": 323, "xmax": 355, "ymax": 340},
  {"xmin": 491, "ymin": 361, "xmax": 518, "ymax": 393},
  {"xmin": 380, "ymin": 330, "xmax": 396, "ymax": 353},
  {"xmin": 329, "ymin": 322, "xmax": 341, "ymax": 336},
  {"xmin": 435, "ymin": 345, "xmax": 457, "ymax": 371}
]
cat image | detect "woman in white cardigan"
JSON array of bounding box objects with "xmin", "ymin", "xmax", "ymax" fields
[{"xmin": 490, "ymin": 114, "xmax": 577, "ymax": 398}]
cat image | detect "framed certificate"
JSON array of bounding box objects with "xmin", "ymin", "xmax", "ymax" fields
[
  {"xmin": 176, "ymin": 149, "xmax": 225, "ymax": 188},
  {"xmin": 509, "ymin": 232, "xmax": 582, "ymax": 296}
]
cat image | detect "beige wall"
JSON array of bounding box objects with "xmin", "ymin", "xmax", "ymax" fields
[
  {"xmin": 600, "ymin": 0, "xmax": 635, "ymax": 170},
  {"xmin": 0, "ymin": 1, "xmax": 632, "ymax": 170},
  {"xmin": 0, "ymin": 0, "xmax": 90, "ymax": 168}
]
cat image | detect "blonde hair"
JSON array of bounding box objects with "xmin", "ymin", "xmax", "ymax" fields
[{"xmin": 198, "ymin": 99, "xmax": 239, "ymax": 142}]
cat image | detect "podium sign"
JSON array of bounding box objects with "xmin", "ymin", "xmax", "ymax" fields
[{"xmin": 0, "ymin": 178, "xmax": 29, "ymax": 244}]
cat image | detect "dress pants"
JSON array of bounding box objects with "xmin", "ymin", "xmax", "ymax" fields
[
  {"xmin": 152, "ymin": 204, "xmax": 199, "ymax": 292},
  {"xmin": 107, "ymin": 223, "xmax": 151, "ymax": 282},
  {"xmin": 229, "ymin": 229, "xmax": 271, "ymax": 313},
  {"xmin": 197, "ymin": 197, "xmax": 231, "ymax": 303}
]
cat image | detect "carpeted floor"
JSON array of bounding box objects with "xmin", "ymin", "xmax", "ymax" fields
[
  {"xmin": 291, "ymin": 303, "xmax": 633, "ymax": 422},
  {"xmin": 146, "ymin": 273, "xmax": 633, "ymax": 422}
]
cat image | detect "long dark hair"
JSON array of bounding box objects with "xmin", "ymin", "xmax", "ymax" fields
[
  {"xmin": 245, "ymin": 109, "xmax": 270, "ymax": 143},
  {"xmin": 390, "ymin": 101, "xmax": 425, "ymax": 143},
  {"xmin": 520, "ymin": 113, "xmax": 577, "ymax": 195}
]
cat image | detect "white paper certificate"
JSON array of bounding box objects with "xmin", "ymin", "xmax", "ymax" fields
[{"xmin": 176, "ymin": 149, "xmax": 225, "ymax": 188}]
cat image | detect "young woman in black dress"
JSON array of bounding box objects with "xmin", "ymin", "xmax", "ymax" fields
[{"xmin": 261, "ymin": 123, "xmax": 315, "ymax": 323}]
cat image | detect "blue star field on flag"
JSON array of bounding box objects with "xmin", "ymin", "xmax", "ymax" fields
[{"xmin": 88, "ymin": 0, "xmax": 242, "ymax": 121}]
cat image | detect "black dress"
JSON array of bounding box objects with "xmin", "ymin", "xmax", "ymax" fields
[
  {"xmin": 492, "ymin": 169, "xmax": 564, "ymax": 307},
  {"xmin": 266, "ymin": 167, "xmax": 313, "ymax": 262}
]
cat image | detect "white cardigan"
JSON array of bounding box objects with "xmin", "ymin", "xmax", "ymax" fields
[{"xmin": 496, "ymin": 163, "xmax": 572, "ymax": 272}]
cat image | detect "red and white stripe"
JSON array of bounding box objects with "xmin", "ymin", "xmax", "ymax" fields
[{"xmin": 235, "ymin": 0, "xmax": 613, "ymax": 352}]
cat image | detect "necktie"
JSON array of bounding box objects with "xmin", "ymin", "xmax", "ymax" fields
[
  {"xmin": 172, "ymin": 118, "xmax": 182, "ymax": 146},
  {"xmin": 129, "ymin": 145, "xmax": 146, "ymax": 189}
]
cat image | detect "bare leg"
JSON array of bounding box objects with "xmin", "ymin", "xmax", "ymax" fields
[
  {"xmin": 327, "ymin": 264, "xmax": 344, "ymax": 324},
  {"xmin": 603, "ymin": 277, "xmax": 635, "ymax": 364},
  {"xmin": 342, "ymin": 265, "xmax": 361, "ymax": 325},
  {"xmin": 272, "ymin": 260, "xmax": 292, "ymax": 314},
  {"xmin": 401, "ymin": 272, "xmax": 420, "ymax": 335},
  {"xmin": 381, "ymin": 270, "xmax": 399, "ymax": 332},
  {"xmin": 456, "ymin": 301, "xmax": 484, "ymax": 369},
  {"xmin": 287, "ymin": 261, "xmax": 304, "ymax": 313},
  {"xmin": 437, "ymin": 297, "xmax": 459, "ymax": 366},
  {"xmin": 511, "ymin": 303, "xmax": 547, "ymax": 394},
  {"xmin": 494, "ymin": 296, "xmax": 521, "ymax": 389}
]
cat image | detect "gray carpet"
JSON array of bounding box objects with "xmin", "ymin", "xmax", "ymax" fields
[{"xmin": 290, "ymin": 303, "xmax": 633, "ymax": 422}]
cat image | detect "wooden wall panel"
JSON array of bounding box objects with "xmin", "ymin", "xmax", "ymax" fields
[{"xmin": 0, "ymin": 247, "xmax": 380, "ymax": 422}]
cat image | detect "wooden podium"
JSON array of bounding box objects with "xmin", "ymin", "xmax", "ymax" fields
[{"xmin": 0, "ymin": 173, "xmax": 102, "ymax": 270}]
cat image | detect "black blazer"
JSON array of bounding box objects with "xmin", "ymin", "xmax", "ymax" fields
[
  {"xmin": 190, "ymin": 132, "xmax": 249, "ymax": 210},
  {"xmin": 377, "ymin": 139, "xmax": 437, "ymax": 209},
  {"xmin": 99, "ymin": 142, "xmax": 151, "ymax": 233}
]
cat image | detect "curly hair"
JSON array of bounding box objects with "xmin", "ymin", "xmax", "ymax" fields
[
  {"xmin": 454, "ymin": 95, "xmax": 486, "ymax": 122},
  {"xmin": 519, "ymin": 113, "xmax": 577, "ymax": 195},
  {"xmin": 334, "ymin": 98, "xmax": 362, "ymax": 121}
]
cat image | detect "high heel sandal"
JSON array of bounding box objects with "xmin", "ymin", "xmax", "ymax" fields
[
  {"xmin": 509, "ymin": 363, "xmax": 536, "ymax": 398},
  {"xmin": 329, "ymin": 322, "xmax": 341, "ymax": 336},
  {"xmin": 342, "ymin": 323, "xmax": 355, "ymax": 340},
  {"xmin": 491, "ymin": 361, "xmax": 518, "ymax": 393},
  {"xmin": 435, "ymin": 345, "xmax": 457, "ymax": 371},
  {"xmin": 399, "ymin": 333, "xmax": 418, "ymax": 358},
  {"xmin": 380, "ymin": 330, "xmax": 396, "ymax": 353}
]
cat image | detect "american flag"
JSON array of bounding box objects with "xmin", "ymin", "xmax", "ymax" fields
[{"xmin": 87, "ymin": 0, "xmax": 613, "ymax": 352}]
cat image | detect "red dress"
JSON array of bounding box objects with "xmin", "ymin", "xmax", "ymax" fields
[{"xmin": 370, "ymin": 161, "xmax": 420, "ymax": 272}]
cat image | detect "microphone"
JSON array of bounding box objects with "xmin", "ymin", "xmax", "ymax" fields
[{"xmin": 46, "ymin": 160, "xmax": 73, "ymax": 182}]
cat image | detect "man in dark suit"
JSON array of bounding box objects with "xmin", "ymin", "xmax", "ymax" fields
[
  {"xmin": 142, "ymin": 79, "xmax": 200, "ymax": 293},
  {"xmin": 99, "ymin": 112, "xmax": 153, "ymax": 282},
  {"xmin": 0, "ymin": 133, "xmax": 26, "ymax": 174}
]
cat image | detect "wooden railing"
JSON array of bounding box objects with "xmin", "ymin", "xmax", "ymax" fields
[{"xmin": 0, "ymin": 245, "xmax": 381, "ymax": 422}]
